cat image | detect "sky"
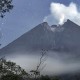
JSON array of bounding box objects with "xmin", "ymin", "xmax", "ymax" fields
[{"xmin": 0, "ymin": 0, "xmax": 80, "ymax": 48}]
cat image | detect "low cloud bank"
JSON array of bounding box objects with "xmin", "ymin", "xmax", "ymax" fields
[{"xmin": 6, "ymin": 51, "xmax": 80, "ymax": 75}]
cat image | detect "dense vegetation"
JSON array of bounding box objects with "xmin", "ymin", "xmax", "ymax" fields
[
  {"xmin": 0, "ymin": 0, "xmax": 13, "ymax": 18},
  {"xmin": 0, "ymin": 57, "xmax": 29, "ymax": 80}
]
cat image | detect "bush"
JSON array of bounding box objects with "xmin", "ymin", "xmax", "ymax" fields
[
  {"xmin": 1, "ymin": 74, "xmax": 23, "ymax": 80},
  {"xmin": 40, "ymin": 75, "xmax": 51, "ymax": 80}
]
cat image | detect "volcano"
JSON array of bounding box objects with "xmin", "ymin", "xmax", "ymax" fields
[{"xmin": 0, "ymin": 20, "xmax": 80, "ymax": 56}]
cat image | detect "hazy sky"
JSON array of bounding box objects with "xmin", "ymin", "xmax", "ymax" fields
[{"xmin": 0, "ymin": 0, "xmax": 80, "ymax": 48}]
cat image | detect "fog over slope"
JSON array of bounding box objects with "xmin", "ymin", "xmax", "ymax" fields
[{"xmin": 0, "ymin": 20, "xmax": 80, "ymax": 75}]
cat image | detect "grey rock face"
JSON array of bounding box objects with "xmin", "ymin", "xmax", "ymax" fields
[{"xmin": 0, "ymin": 20, "xmax": 80, "ymax": 56}]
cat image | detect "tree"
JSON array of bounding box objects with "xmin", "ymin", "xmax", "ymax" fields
[
  {"xmin": 40, "ymin": 75, "xmax": 51, "ymax": 80},
  {"xmin": 0, "ymin": 57, "xmax": 28, "ymax": 79},
  {"xmin": 0, "ymin": 0, "xmax": 13, "ymax": 18},
  {"xmin": 51, "ymin": 76, "xmax": 60, "ymax": 80},
  {"xmin": 30, "ymin": 49, "xmax": 47, "ymax": 80},
  {"xmin": 0, "ymin": 0, "xmax": 13, "ymax": 45},
  {"xmin": 1, "ymin": 74, "xmax": 23, "ymax": 80}
]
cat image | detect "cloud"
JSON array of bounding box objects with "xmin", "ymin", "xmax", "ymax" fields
[
  {"xmin": 6, "ymin": 51, "xmax": 80, "ymax": 75},
  {"xmin": 43, "ymin": 2, "xmax": 80, "ymax": 25}
]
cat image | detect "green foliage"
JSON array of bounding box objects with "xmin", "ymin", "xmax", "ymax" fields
[
  {"xmin": 40, "ymin": 75, "xmax": 60, "ymax": 80},
  {"xmin": 40, "ymin": 75, "xmax": 51, "ymax": 80},
  {"xmin": 0, "ymin": 0, "xmax": 13, "ymax": 18},
  {"xmin": 1, "ymin": 74, "xmax": 23, "ymax": 80},
  {"xmin": 51, "ymin": 76, "xmax": 60, "ymax": 80},
  {"xmin": 0, "ymin": 57, "xmax": 28, "ymax": 79}
]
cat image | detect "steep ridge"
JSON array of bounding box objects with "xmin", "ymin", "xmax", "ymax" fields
[{"xmin": 0, "ymin": 20, "xmax": 80, "ymax": 56}]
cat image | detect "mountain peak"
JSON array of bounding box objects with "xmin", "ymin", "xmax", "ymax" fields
[
  {"xmin": 66, "ymin": 19, "xmax": 74, "ymax": 24},
  {"xmin": 51, "ymin": 25, "xmax": 58, "ymax": 28},
  {"xmin": 67, "ymin": 19, "xmax": 72, "ymax": 22},
  {"xmin": 64, "ymin": 19, "xmax": 79, "ymax": 26},
  {"xmin": 0, "ymin": 19, "xmax": 80, "ymax": 56},
  {"xmin": 41, "ymin": 22, "xmax": 48, "ymax": 25},
  {"xmin": 40, "ymin": 22, "xmax": 49, "ymax": 28},
  {"xmin": 37, "ymin": 22, "xmax": 50, "ymax": 30}
]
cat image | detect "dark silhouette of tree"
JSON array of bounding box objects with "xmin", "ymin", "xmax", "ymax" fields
[
  {"xmin": 30, "ymin": 49, "xmax": 47, "ymax": 80},
  {"xmin": 0, "ymin": 57, "xmax": 29, "ymax": 79},
  {"xmin": 0, "ymin": 0, "xmax": 13, "ymax": 18},
  {"xmin": 1, "ymin": 74, "xmax": 23, "ymax": 80},
  {"xmin": 40, "ymin": 75, "xmax": 51, "ymax": 80},
  {"xmin": 0, "ymin": 0, "xmax": 13, "ymax": 45},
  {"xmin": 51, "ymin": 76, "xmax": 60, "ymax": 80}
]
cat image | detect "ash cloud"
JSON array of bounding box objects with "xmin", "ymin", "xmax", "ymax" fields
[{"xmin": 43, "ymin": 2, "xmax": 80, "ymax": 26}]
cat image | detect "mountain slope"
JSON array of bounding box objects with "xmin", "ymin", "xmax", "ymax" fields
[
  {"xmin": 0, "ymin": 22, "xmax": 55, "ymax": 55},
  {"xmin": 0, "ymin": 20, "xmax": 80, "ymax": 56}
]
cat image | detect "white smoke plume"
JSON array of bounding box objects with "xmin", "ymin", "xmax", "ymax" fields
[
  {"xmin": 6, "ymin": 51, "xmax": 80, "ymax": 75},
  {"xmin": 43, "ymin": 2, "xmax": 80, "ymax": 25}
]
